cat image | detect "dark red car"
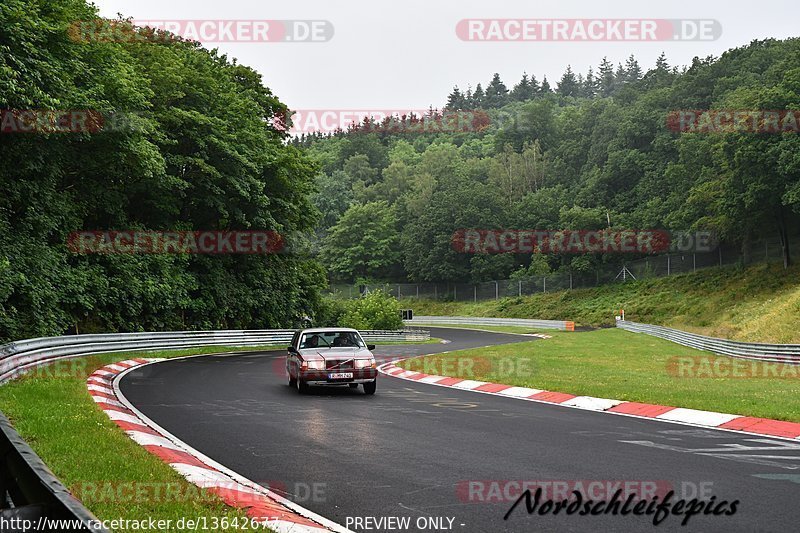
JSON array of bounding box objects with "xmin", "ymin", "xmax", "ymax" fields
[{"xmin": 286, "ymin": 328, "xmax": 378, "ymax": 394}]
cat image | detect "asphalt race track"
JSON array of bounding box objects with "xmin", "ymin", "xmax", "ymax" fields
[{"xmin": 120, "ymin": 328, "xmax": 800, "ymax": 532}]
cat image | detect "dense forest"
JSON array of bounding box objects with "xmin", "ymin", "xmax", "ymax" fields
[
  {"xmin": 1, "ymin": 0, "xmax": 799, "ymax": 342},
  {"xmin": 0, "ymin": 0, "xmax": 324, "ymax": 341},
  {"xmin": 298, "ymin": 41, "xmax": 800, "ymax": 285}
]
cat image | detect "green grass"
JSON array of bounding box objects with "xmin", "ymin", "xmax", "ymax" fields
[
  {"xmin": 406, "ymin": 262, "xmax": 800, "ymax": 343},
  {"xmin": 398, "ymin": 329, "xmax": 800, "ymax": 422},
  {"xmin": 0, "ymin": 346, "xmax": 283, "ymax": 532},
  {"xmin": 412, "ymin": 324, "xmax": 556, "ymax": 335}
]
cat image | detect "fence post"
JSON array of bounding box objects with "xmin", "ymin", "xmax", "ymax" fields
[
  {"xmin": 474, "ymin": 285, "xmax": 477, "ymax": 302},
  {"xmin": 454, "ymin": 284, "xmax": 457, "ymax": 301},
  {"xmin": 543, "ymin": 276, "xmax": 547, "ymax": 293},
  {"xmin": 495, "ymin": 281, "xmax": 499, "ymax": 300},
  {"xmin": 397, "ymin": 284, "xmax": 401, "ymax": 298},
  {"xmin": 569, "ymin": 272, "xmax": 573, "ymax": 290},
  {"xmin": 667, "ymin": 254, "xmax": 671, "ymax": 276},
  {"xmin": 416, "ymin": 285, "xmax": 419, "ymax": 298},
  {"xmin": 693, "ymin": 253, "xmax": 696, "ymax": 272},
  {"xmin": 719, "ymin": 247, "xmax": 722, "ymax": 267},
  {"xmin": 518, "ymin": 280, "xmax": 522, "ymax": 297}
]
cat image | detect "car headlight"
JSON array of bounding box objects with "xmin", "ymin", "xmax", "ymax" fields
[
  {"xmin": 305, "ymin": 360, "xmax": 325, "ymax": 370},
  {"xmin": 355, "ymin": 358, "xmax": 376, "ymax": 369}
]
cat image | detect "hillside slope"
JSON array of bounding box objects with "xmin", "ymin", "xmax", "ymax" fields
[{"xmin": 407, "ymin": 262, "xmax": 800, "ymax": 343}]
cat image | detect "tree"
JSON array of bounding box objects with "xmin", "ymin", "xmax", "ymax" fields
[
  {"xmin": 321, "ymin": 202, "xmax": 401, "ymax": 281},
  {"xmin": 584, "ymin": 66, "xmax": 600, "ymax": 98},
  {"xmin": 624, "ymin": 55, "xmax": 643, "ymax": 82},
  {"xmin": 484, "ymin": 73, "xmax": 510, "ymax": 108},
  {"xmin": 446, "ymin": 86, "xmax": 468, "ymax": 110},
  {"xmin": 598, "ymin": 57, "xmax": 616, "ymax": 97},
  {"xmin": 470, "ymin": 83, "xmax": 485, "ymax": 108},
  {"xmin": 511, "ymin": 73, "xmax": 535, "ymax": 102},
  {"xmin": 0, "ymin": 0, "xmax": 324, "ymax": 340}
]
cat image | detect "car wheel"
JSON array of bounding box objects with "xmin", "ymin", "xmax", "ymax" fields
[
  {"xmin": 363, "ymin": 380, "xmax": 377, "ymax": 395},
  {"xmin": 297, "ymin": 377, "xmax": 309, "ymax": 394},
  {"xmin": 349, "ymin": 383, "xmax": 358, "ymax": 389}
]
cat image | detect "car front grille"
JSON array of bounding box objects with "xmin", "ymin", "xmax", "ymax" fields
[{"xmin": 325, "ymin": 359, "xmax": 354, "ymax": 370}]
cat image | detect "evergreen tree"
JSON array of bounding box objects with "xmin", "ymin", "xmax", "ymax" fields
[
  {"xmin": 529, "ymin": 74, "xmax": 541, "ymax": 94},
  {"xmin": 540, "ymin": 76, "xmax": 552, "ymax": 93},
  {"xmin": 511, "ymin": 72, "xmax": 535, "ymax": 102},
  {"xmin": 484, "ymin": 73, "xmax": 510, "ymax": 108},
  {"xmin": 464, "ymin": 86, "xmax": 474, "ymax": 109},
  {"xmin": 556, "ymin": 65, "xmax": 580, "ymax": 97},
  {"xmin": 584, "ymin": 66, "xmax": 600, "ymax": 98},
  {"xmin": 446, "ymin": 86, "xmax": 468, "ymax": 110},
  {"xmin": 598, "ymin": 57, "xmax": 616, "ymax": 97},
  {"xmin": 471, "ymin": 83, "xmax": 485, "ymax": 108},
  {"xmin": 624, "ymin": 55, "xmax": 643, "ymax": 82}
]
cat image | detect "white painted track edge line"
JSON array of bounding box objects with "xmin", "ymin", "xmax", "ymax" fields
[{"xmin": 112, "ymin": 355, "xmax": 355, "ymax": 533}]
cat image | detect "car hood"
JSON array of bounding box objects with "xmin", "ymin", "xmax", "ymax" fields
[{"xmin": 298, "ymin": 347, "xmax": 372, "ymax": 360}]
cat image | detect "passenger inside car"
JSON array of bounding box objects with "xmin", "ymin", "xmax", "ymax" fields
[{"xmin": 302, "ymin": 334, "xmax": 320, "ymax": 349}]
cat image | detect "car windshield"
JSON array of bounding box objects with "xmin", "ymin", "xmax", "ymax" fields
[{"xmin": 300, "ymin": 331, "xmax": 365, "ymax": 349}]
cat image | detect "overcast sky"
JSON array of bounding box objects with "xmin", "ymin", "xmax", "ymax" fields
[{"xmin": 92, "ymin": 0, "xmax": 798, "ymax": 110}]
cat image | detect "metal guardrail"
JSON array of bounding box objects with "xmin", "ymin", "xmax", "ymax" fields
[
  {"xmin": 0, "ymin": 329, "xmax": 430, "ymax": 384},
  {"xmin": 0, "ymin": 327, "xmax": 429, "ymax": 529},
  {"xmin": 616, "ymin": 320, "xmax": 800, "ymax": 363},
  {"xmin": 0, "ymin": 412, "xmax": 104, "ymax": 531},
  {"xmin": 405, "ymin": 316, "xmax": 575, "ymax": 331}
]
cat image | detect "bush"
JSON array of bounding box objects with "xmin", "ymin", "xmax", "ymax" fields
[
  {"xmin": 340, "ymin": 290, "xmax": 403, "ymax": 330},
  {"xmin": 314, "ymin": 297, "xmax": 348, "ymax": 327}
]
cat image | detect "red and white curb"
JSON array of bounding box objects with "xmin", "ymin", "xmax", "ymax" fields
[
  {"xmin": 378, "ymin": 361, "xmax": 800, "ymax": 441},
  {"xmin": 87, "ymin": 358, "xmax": 351, "ymax": 533}
]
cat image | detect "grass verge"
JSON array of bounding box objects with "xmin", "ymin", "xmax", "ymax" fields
[
  {"xmin": 397, "ymin": 329, "xmax": 800, "ymax": 422},
  {"xmin": 404, "ymin": 262, "xmax": 800, "ymax": 343},
  {"xmin": 411, "ymin": 324, "xmax": 557, "ymax": 335},
  {"xmin": 0, "ymin": 345, "xmax": 283, "ymax": 531}
]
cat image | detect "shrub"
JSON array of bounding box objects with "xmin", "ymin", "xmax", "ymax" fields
[{"xmin": 340, "ymin": 290, "xmax": 403, "ymax": 330}]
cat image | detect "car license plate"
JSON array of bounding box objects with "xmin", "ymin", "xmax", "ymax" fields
[{"xmin": 329, "ymin": 372, "xmax": 353, "ymax": 380}]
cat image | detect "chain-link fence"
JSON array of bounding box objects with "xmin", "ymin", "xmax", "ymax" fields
[{"xmin": 327, "ymin": 235, "xmax": 795, "ymax": 301}]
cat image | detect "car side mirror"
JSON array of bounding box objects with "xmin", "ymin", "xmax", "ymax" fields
[
  {"xmin": 287, "ymin": 346, "xmax": 298, "ymax": 354},
  {"xmin": 367, "ymin": 344, "xmax": 376, "ymax": 351}
]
